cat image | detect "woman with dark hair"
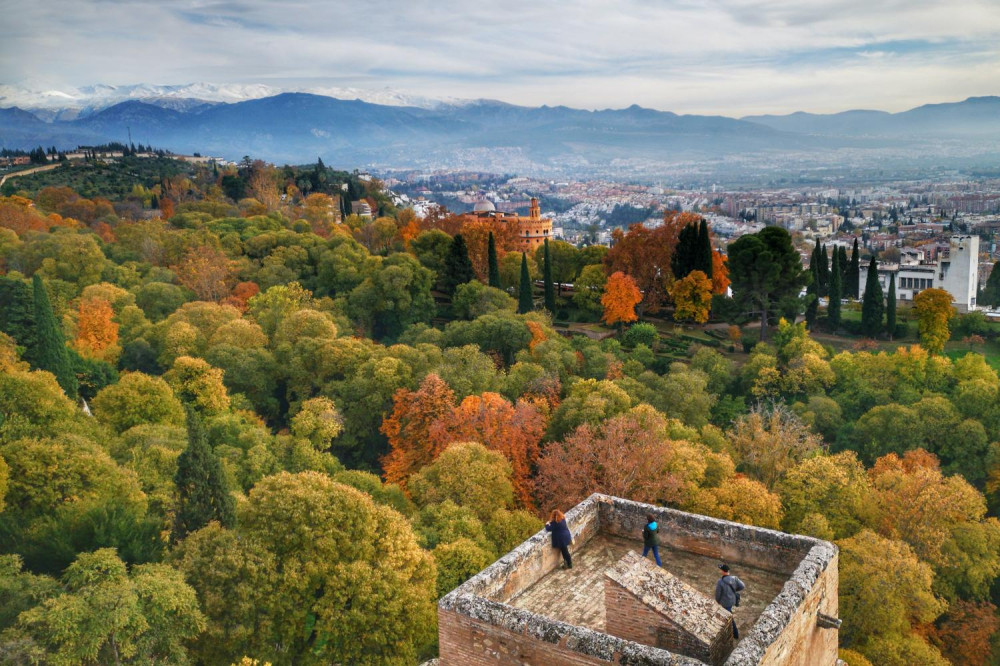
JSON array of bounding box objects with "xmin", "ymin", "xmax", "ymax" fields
[{"xmin": 545, "ymin": 509, "xmax": 573, "ymax": 569}]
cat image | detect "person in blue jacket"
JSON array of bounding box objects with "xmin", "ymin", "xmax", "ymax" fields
[
  {"xmin": 545, "ymin": 509, "xmax": 573, "ymax": 569},
  {"xmin": 642, "ymin": 513, "xmax": 661, "ymax": 566}
]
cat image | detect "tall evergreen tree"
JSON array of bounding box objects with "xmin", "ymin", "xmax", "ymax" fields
[
  {"xmin": 805, "ymin": 262, "xmax": 819, "ymax": 328},
  {"xmin": 671, "ymin": 222, "xmax": 699, "ymax": 279},
  {"xmin": 442, "ymin": 233, "xmax": 475, "ymax": 295},
  {"xmin": 172, "ymin": 408, "xmax": 235, "ymax": 542},
  {"xmin": 837, "ymin": 245, "xmax": 848, "ymax": 286},
  {"xmin": 487, "ymin": 232, "xmax": 501, "ymax": 289},
  {"xmin": 818, "ymin": 244, "xmax": 830, "ymax": 297},
  {"xmin": 543, "ymin": 239, "xmax": 556, "ymax": 311},
  {"xmin": 861, "ymin": 256, "xmax": 885, "ymax": 338},
  {"xmin": 517, "ymin": 253, "xmax": 533, "ymax": 314},
  {"xmin": 697, "ymin": 219, "xmax": 714, "ymax": 279},
  {"xmin": 827, "ymin": 257, "xmax": 842, "ymax": 332},
  {"xmin": 0, "ymin": 276, "xmax": 37, "ymax": 361},
  {"xmin": 886, "ymin": 271, "xmax": 897, "ymax": 340},
  {"xmin": 848, "ymin": 238, "xmax": 861, "ymax": 298},
  {"xmin": 32, "ymin": 275, "xmax": 77, "ymax": 398},
  {"xmin": 980, "ymin": 260, "xmax": 1000, "ymax": 308}
]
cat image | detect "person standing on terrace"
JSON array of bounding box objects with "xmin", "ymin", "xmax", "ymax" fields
[
  {"xmin": 642, "ymin": 513, "xmax": 662, "ymax": 566},
  {"xmin": 545, "ymin": 509, "xmax": 573, "ymax": 569}
]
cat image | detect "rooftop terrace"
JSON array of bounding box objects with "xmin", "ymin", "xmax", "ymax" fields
[{"xmin": 438, "ymin": 494, "xmax": 840, "ymax": 666}]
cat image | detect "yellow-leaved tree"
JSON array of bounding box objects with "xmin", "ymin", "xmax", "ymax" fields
[
  {"xmin": 671, "ymin": 269, "xmax": 713, "ymax": 323},
  {"xmin": 913, "ymin": 288, "xmax": 956, "ymax": 354}
]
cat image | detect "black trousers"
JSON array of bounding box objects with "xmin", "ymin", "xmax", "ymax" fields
[{"xmin": 558, "ymin": 545, "xmax": 572, "ymax": 568}]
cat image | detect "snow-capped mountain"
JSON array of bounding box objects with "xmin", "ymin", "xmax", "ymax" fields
[{"xmin": 0, "ymin": 82, "xmax": 458, "ymax": 118}]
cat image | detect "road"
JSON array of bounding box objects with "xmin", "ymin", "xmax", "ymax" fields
[{"xmin": 0, "ymin": 162, "xmax": 62, "ymax": 189}]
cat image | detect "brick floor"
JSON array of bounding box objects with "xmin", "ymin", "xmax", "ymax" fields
[{"xmin": 508, "ymin": 534, "xmax": 787, "ymax": 639}]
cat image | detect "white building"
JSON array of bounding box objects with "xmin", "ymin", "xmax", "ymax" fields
[{"xmin": 859, "ymin": 235, "xmax": 979, "ymax": 311}]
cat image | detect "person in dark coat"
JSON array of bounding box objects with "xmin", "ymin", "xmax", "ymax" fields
[
  {"xmin": 642, "ymin": 513, "xmax": 661, "ymax": 566},
  {"xmin": 714, "ymin": 563, "xmax": 746, "ymax": 639},
  {"xmin": 545, "ymin": 509, "xmax": 573, "ymax": 569}
]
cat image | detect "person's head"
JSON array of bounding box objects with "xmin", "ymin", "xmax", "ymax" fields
[
  {"xmin": 719, "ymin": 563, "xmax": 730, "ymax": 575},
  {"xmin": 646, "ymin": 513, "xmax": 655, "ymax": 524},
  {"xmin": 550, "ymin": 509, "xmax": 565, "ymax": 523}
]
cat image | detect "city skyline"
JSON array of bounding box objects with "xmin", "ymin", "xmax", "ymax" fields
[{"xmin": 3, "ymin": 0, "xmax": 999, "ymax": 116}]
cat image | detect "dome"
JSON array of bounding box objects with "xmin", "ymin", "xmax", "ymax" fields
[{"xmin": 473, "ymin": 200, "xmax": 496, "ymax": 213}]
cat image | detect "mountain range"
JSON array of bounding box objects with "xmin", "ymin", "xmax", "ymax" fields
[{"xmin": 1, "ymin": 84, "xmax": 998, "ymax": 175}]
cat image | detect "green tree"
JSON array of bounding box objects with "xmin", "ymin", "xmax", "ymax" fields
[
  {"xmin": 441, "ymin": 233, "xmax": 475, "ymax": 295},
  {"xmin": 8, "ymin": 549, "xmax": 205, "ymax": 665},
  {"xmin": 172, "ymin": 409, "xmax": 235, "ymax": 542},
  {"xmin": 32, "ymin": 275, "xmax": 77, "ymax": 398},
  {"xmin": 451, "ymin": 281, "xmax": 515, "ymax": 320},
  {"xmin": 573, "ymin": 264, "xmax": 607, "ymax": 315},
  {"xmin": 861, "ymin": 257, "xmax": 884, "ymax": 337},
  {"xmin": 172, "ymin": 472, "xmax": 436, "ymax": 666},
  {"xmin": 818, "ymin": 243, "xmax": 829, "ymax": 297},
  {"xmin": 347, "ymin": 253, "xmax": 434, "ymax": 340},
  {"xmin": 848, "ymin": 238, "xmax": 861, "ymax": 298},
  {"xmin": 487, "ymin": 231, "xmax": 501, "ymax": 288},
  {"xmin": 432, "ymin": 537, "xmax": 494, "ymax": 597},
  {"xmin": 828, "ymin": 256, "xmax": 842, "ymax": 331},
  {"xmin": 543, "ymin": 239, "xmax": 556, "ymax": 311},
  {"xmin": 0, "ymin": 276, "xmax": 37, "ymax": 364},
  {"xmin": 408, "ymin": 442, "xmax": 515, "ymax": 521},
  {"xmin": 92, "ymin": 372, "xmax": 185, "ymax": 434},
  {"xmin": 805, "ymin": 261, "xmax": 819, "ymax": 328},
  {"xmin": 979, "ymin": 260, "xmax": 1000, "ymax": 308},
  {"xmin": 886, "ymin": 272, "xmax": 897, "ymax": 340},
  {"xmin": 697, "ymin": 218, "xmax": 713, "ymax": 279},
  {"xmin": 517, "ymin": 253, "xmax": 533, "ymax": 314},
  {"xmin": 727, "ymin": 227, "xmax": 808, "ymax": 340}
]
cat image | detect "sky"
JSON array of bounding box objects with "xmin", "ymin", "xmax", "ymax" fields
[{"xmin": 2, "ymin": 0, "xmax": 1000, "ymax": 116}]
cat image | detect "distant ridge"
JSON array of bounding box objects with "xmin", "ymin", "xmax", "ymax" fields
[{"xmin": 2, "ymin": 91, "xmax": 998, "ymax": 172}]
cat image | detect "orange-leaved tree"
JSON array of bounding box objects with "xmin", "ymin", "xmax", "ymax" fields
[
  {"xmin": 671, "ymin": 270, "xmax": 713, "ymax": 323},
  {"xmin": 380, "ymin": 373, "xmax": 457, "ymax": 489},
  {"xmin": 429, "ymin": 392, "xmax": 546, "ymax": 509},
  {"xmin": 601, "ymin": 271, "xmax": 641, "ymax": 328},
  {"xmin": 73, "ymin": 297, "xmax": 120, "ymax": 362},
  {"xmin": 712, "ymin": 250, "xmax": 730, "ymax": 294},
  {"xmin": 172, "ymin": 244, "xmax": 236, "ymax": 302}
]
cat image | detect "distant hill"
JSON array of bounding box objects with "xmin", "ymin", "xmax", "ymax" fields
[
  {"xmin": 2, "ymin": 92, "xmax": 999, "ymax": 172},
  {"xmin": 742, "ymin": 96, "xmax": 1000, "ymax": 137}
]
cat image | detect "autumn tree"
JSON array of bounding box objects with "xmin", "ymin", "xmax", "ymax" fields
[
  {"xmin": 913, "ymin": 288, "xmax": 956, "ymax": 354},
  {"xmin": 381, "ymin": 373, "xmax": 457, "ymax": 488},
  {"xmin": 173, "ymin": 472, "xmax": 436, "ymax": 665},
  {"xmin": 172, "ymin": 244, "xmax": 235, "ymax": 302},
  {"xmin": 430, "ymin": 392, "xmax": 545, "ymax": 508},
  {"xmin": 671, "ymin": 270, "xmax": 713, "ymax": 323},
  {"xmin": 603, "ymin": 212, "xmax": 689, "ymax": 314},
  {"xmin": 926, "ymin": 601, "xmax": 1000, "ymax": 666},
  {"xmin": 408, "ymin": 441, "xmax": 515, "ymax": 520},
  {"xmin": 726, "ymin": 403, "xmax": 822, "ymax": 488},
  {"xmin": 601, "ymin": 271, "xmax": 641, "ymax": 328}
]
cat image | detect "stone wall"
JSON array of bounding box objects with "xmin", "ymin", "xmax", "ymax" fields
[{"xmin": 437, "ymin": 493, "xmax": 839, "ymax": 666}]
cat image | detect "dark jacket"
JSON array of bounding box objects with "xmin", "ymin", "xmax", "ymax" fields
[
  {"xmin": 714, "ymin": 574, "xmax": 745, "ymax": 609},
  {"xmin": 545, "ymin": 519, "xmax": 572, "ymax": 548},
  {"xmin": 643, "ymin": 521, "xmax": 659, "ymax": 547}
]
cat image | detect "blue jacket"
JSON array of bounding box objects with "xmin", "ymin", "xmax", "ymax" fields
[
  {"xmin": 545, "ymin": 519, "xmax": 572, "ymax": 548},
  {"xmin": 715, "ymin": 574, "xmax": 745, "ymax": 609}
]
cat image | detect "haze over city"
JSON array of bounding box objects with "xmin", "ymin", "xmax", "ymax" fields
[{"xmin": 4, "ymin": 0, "xmax": 1000, "ymax": 115}]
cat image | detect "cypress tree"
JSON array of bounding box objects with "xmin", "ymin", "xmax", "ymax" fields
[
  {"xmin": 517, "ymin": 253, "xmax": 533, "ymax": 314},
  {"xmin": 172, "ymin": 408, "xmax": 235, "ymax": 543},
  {"xmin": 818, "ymin": 244, "xmax": 830, "ymax": 297},
  {"xmin": 442, "ymin": 233, "xmax": 475, "ymax": 295},
  {"xmin": 0, "ymin": 276, "xmax": 37, "ymax": 361},
  {"xmin": 543, "ymin": 239, "xmax": 556, "ymax": 312},
  {"xmin": 671, "ymin": 222, "xmax": 698, "ymax": 278},
  {"xmin": 980, "ymin": 260, "xmax": 1000, "ymax": 308},
  {"xmin": 697, "ymin": 219, "xmax": 714, "ymax": 279},
  {"xmin": 886, "ymin": 272, "xmax": 897, "ymax": 340},
  {"xmin": 487, "ymin": 232, "xmax": 501, "ymax": 289},
  {"xmin": 805, "ymin": 262, "xmax": 819, "ymax": 328},
  {"xmin": 861, "ymin": 256, "xmax": 885, "ymax": 338},
  {"xmin": 849, "ymin": 238, "xmax": 861, "ymax": 298},
  {"xmin": 837, "ymin": 246, "xmax": 848, "ymax": 287},
  {"xmin": 827, "ymin": 257, "xmax": 842, "ymax": 332},
  {"xmin": 32, "ymin": 275, "xmax": 77, "ymax": 398}
]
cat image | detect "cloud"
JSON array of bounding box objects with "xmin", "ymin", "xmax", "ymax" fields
[{"xmin": 2, "ymin": 0, "xmax": 999, "ymax": 114}]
